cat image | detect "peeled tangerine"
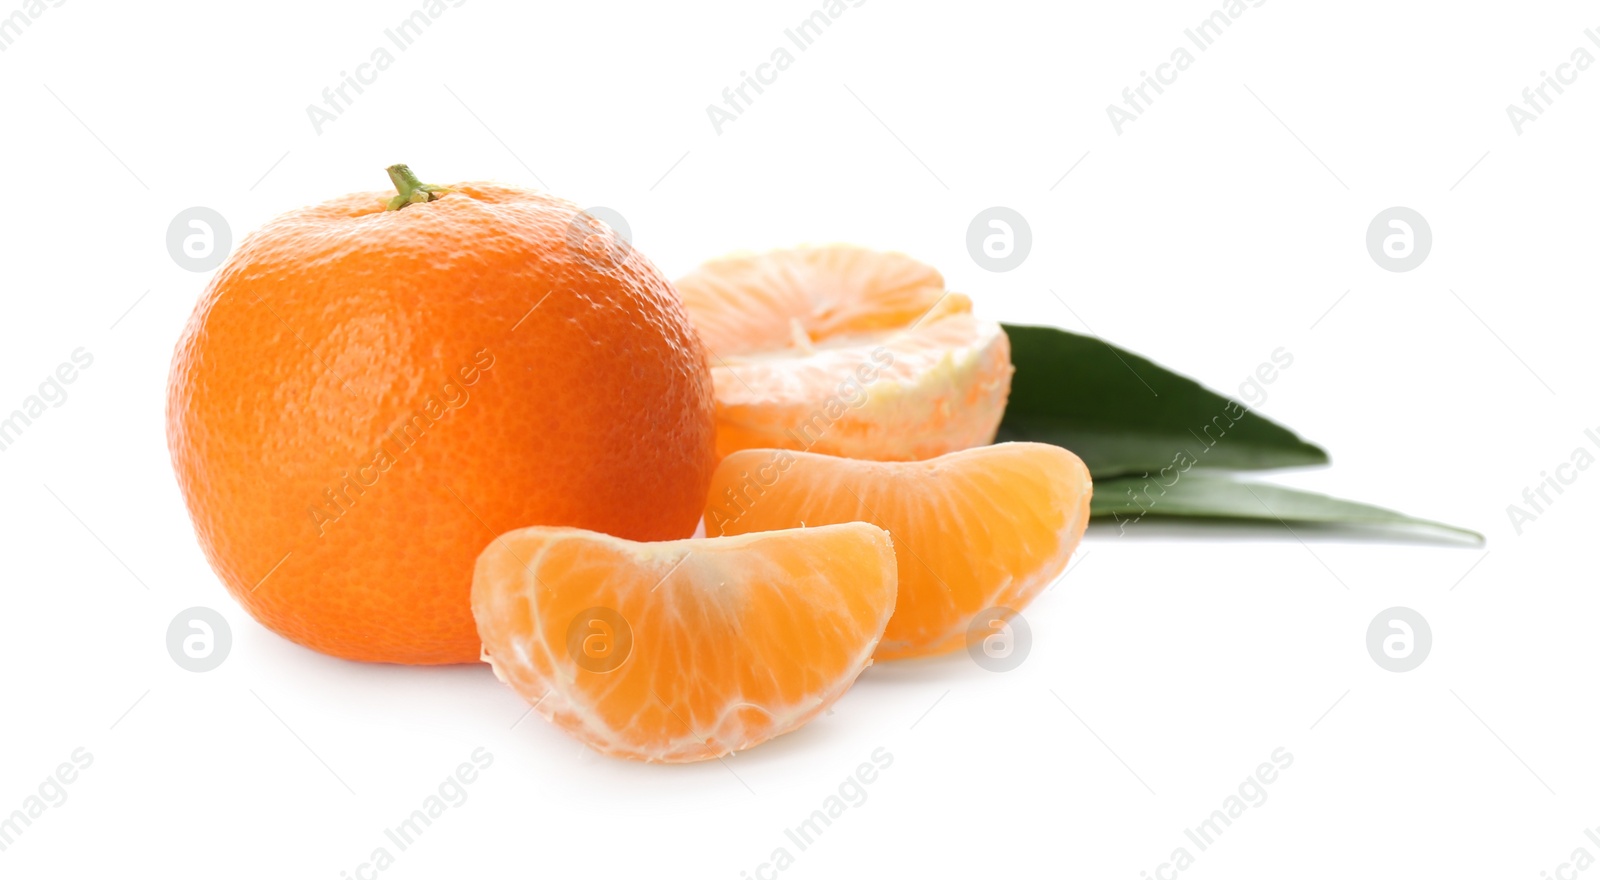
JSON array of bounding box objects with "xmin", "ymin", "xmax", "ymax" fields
[
  {"xmin": 675, "ymin": 245, "xmax": 1013, "ymax": 462},
  {"xmin": 472, "ymin": 522, "xmax": 897, "ymax": 762},
  {"xmin": 706, "ymin": 442, "xmax": 1092, "ymax": 660}
]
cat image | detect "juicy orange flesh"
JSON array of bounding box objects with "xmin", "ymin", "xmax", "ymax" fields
[
  {"xmin": 706, "ymin": 301, "xmax": 1012, "ymax": 461},
  {"xmin": 678, "ymin": 245, "xmax": 1015, "ymax": 463},
  {"xmin": 706, "ymin": 443, "xmax": 1091, "ymax": 659},
  {"xmin": 472, "ymin": 523, "xmax": 896, "ymax": 762},
  {"xmin": 710, "ymin": 296, "xmax": 985, "ymax": 396},
  {"xmin": 677, "ymin": 246, "xmax": 948, "ymax": 357}
]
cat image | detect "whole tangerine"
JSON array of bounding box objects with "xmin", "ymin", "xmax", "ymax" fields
[{"xmin": 167, "ymin": 165, "xmax": 716, "ymax": 664}]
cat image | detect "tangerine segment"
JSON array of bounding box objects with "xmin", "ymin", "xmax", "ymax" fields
[
  {"xmin": 706, "ymin": 442, "xmax": 1091, "ymax": 660},
  {"xmin": 676, "ymin": 246, "xmax": 1013, "ymax": 462},
  {"xmin": 472, "ymin": 522, "xmax": 897, "ymax": 762}
]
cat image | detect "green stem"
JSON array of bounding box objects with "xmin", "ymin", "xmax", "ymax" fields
[{"xmin": 384, "ymin": 164, "xmax": 448, "ymax": 211}]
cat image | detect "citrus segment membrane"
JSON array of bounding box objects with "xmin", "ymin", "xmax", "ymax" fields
[
  {"xmin": 706, "ymin": 443, "xmax": 1091, "ymax": 659},
  {"xmin": 472, "ymin": 522, "xmax": 897, "ymax": 762},
  {"xmin": 677, "ymin": 246, "xmax": 1013, "ymax": 462}
]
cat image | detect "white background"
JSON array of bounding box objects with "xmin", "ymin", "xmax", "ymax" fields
[{"xmin": 3, "ymin": 1, "xmax": 1597, "ymax": 877}]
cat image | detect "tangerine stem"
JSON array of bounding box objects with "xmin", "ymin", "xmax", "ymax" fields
[{"xmin": 385, "ymin": 164, "xmax": 448, "ymax": 211}]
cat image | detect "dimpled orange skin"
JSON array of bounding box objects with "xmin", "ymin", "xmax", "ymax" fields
[{"xmin": 167, "ymin": 179, "xmax": 716, "ymax": 664}]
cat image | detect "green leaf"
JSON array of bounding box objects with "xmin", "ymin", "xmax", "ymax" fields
[
  {"xmin": 996, "ymin": 323, "xmax": 1328, "ymax": 479},
  {"xmin": 1090, "ymin": 473, "xmax": 1483, "ymax": 544}
]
